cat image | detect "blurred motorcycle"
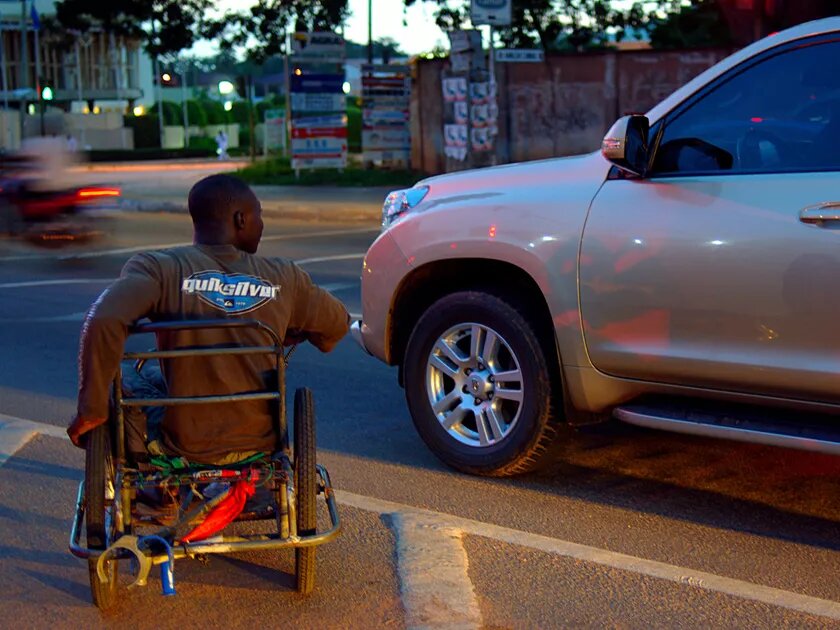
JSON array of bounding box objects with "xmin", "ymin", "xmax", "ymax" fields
[{"xmin": 0, "ymin": 144, "xmax": 120, "ymax": 247}]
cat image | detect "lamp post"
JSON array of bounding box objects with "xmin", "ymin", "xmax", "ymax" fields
[{"xmin": 367, "ymin": 0, "xmax": 373, "ymax": 65}]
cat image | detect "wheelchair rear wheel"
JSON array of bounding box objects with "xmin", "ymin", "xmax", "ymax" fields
[
  {"xmin": 294, "ymin": 387, "xmax": 317, "ymax": 594},
  {"xmin": 85, "ymin": 423, "xmax": 119, "ymax": 610}
]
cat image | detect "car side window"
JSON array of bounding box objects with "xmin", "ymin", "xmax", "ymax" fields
[{"xmin": 652, "ymin": 39, "xmax": 840, "ymax": 176}]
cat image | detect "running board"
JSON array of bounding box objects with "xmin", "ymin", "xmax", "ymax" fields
[{"xmin": 614, "ymin": 404, "xmax": 840, "ymax": 456}]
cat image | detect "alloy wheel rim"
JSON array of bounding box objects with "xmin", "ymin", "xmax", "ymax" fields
[{"xmin": 425, "ymin": 322, "xmax": 524, "ymax": 448}]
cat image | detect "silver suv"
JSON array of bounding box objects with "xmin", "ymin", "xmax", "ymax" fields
[{"xmin": 353, "ymin": 18, "xmax": 840, "ymax": 476}]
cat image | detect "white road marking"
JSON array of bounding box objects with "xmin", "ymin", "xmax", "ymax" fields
[
  {"xmin": 1, "ymin": 417, "xmax": 838, "ymax": 621},
  {"xmin": 338, "ymin": 491, "xmax": 840, "ymax": 622},
  {"xmin": 0, "ymin": 414, "xmax": 68, "ymax": 467},
  {"xmin": 391, "ymin": 512, "xmax": 483, "ymax": 630},
  {"xmin": 0, "ymin": 278, "xmax": 112, "ymax": 289}
]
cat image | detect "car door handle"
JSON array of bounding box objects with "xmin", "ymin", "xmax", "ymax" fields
[{"xmin": 799, "ymin": 202, "xmax": 840, "ymax": 224}]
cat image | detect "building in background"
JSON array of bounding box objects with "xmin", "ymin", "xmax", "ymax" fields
[{"xmin": 0, "ymin": 0, "xmax": 151, "ymax": 149}]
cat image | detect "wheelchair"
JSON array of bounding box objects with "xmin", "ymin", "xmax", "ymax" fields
[{"xmin": 69, "ymin": 319, "xmax": 340, "ymax": 609}]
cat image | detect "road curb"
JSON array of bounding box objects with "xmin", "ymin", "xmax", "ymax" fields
[{"xmin": 118, "ymin": 198, "xmax": 382, "ymax": 224}]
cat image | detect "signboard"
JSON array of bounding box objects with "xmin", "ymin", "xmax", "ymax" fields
[
  {"xmin": 291, "ymin": 136, "xmax": 347, "ymax": 169},
  {"xmin": 362, "ymin": 129, "xmax": 410, "ymax": 150},
  {"xmin": 263, "ymin": 108, "xmax": 286, "ymax": 153},
  {"xmin": 496, "ymin": 48, "xmax": 545, "ymax": 63},
  {"xmin": 470, "ymin": 0, "xmax": 512, "ymax": 26},
  {"xmin": 291, "ymin": 32, "xmax": 345, "ymax": 59},
  {"xmin": 448, "ymin": 30, "xmax": 484, "ymax": 73},
  {"xmin": 288, "ymin": 33, "xmax": 347, "ymax": 171},
  {"xmin": 290, "ymin": 73, "xmax": 344, "ymax": 93},
  {"xmin": 362, "ymin": 65, "xmax": 411, "ymax": 167},
  {"xmin": 290, "ymin": 92, "xmax": 345, "ymax": 112}
]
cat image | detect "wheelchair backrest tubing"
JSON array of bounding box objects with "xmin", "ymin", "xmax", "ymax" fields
[{"xmin": 111, "ymin": 319, "xmax": 289, "ymax": 464}]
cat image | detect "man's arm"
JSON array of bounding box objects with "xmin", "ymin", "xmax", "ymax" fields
[
  {"xmin": 69, "ymin": 254, "xmax": 162, "ymax": 446},
  {"xmin": 288, "ymin": 263, "xmax": 350, "ymax": 353}
]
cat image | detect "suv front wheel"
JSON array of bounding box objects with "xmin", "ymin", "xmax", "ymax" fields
[{"xmin": 404, "ymin": 291, "xmax": 563, "ymax": 476}]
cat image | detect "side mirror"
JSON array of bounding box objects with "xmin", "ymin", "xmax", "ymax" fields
[{"xmin": 601, "ymin": 114, "xmax": 650, "ymax": 177}]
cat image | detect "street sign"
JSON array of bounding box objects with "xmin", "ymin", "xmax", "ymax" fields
[
  {"xmin": 290, "ymin": 92, "xmax": 345, "ymax": 112},
  {"xmin": 264, "ymin": 108, "xmax": 286, "ymax": 153},
  {"xmin": 471, "ymin": 0, "xmax": 512, "ymax": 27},
  {"xmin": 496, "ymin": 49, "xmax": 545, "ymax": 63},
  {"xmin": 290, "ymin": 73, "xmax": 344, "ymax": 93},
  {"xmin": 291, "ymin": 32, "xmax": 345, "ymax": 59}
]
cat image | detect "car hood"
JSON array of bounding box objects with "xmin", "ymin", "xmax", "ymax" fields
[{"xmin": 414, "ymin": 151, "xmax": 610, "ymax": 210}]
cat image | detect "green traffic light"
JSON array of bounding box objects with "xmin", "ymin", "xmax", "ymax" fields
[{"xmin": 41, "ymin": 86, "xmax": 53, "ymax": 101}]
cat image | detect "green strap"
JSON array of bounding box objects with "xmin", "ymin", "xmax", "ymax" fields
[{"xmin": 148, "ymin": 452, "xmax": 266, "ymax": 474}]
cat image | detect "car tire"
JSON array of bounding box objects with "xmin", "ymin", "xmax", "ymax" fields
[{"xmin": 404, "ymin": 291, "xmax": 564, "ymax": 476}]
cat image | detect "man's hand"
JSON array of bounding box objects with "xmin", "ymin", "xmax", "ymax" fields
[
  {"xmin": 284, "ymin": 329, "xmax": 309, "ymax": 347},
  {"xmin": 67, "ymin": 414, "xmax": 106, "ymax": 448}
]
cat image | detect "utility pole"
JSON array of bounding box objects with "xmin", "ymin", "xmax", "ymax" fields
[
  {"xmin": 367, "ymin": 0, "xmax": 373, "ymax": 65},
  {"xmin": 19, "ymin": 0, "xmax": 27, "ymax": 139},
  {"xmin": 150, "ymin": 15, "xmax": 165, "ymax": 149},
  {"xmin": 0, "ymin": 28, "xmax": 12, "ymax": 149},
  {"xmin": 180, "ymin": 59, "xmax": 189, "ymax": 149}
]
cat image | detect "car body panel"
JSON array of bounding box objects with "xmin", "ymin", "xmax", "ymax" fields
[
  {"xmin": 384, "ymin": 152, "xmax": 611, "ymax": 368},
  {"xmin": 357, "ymin": 17, "xmax": 840, "ymax": 422},
  {"xmin": 580, "ymin": 171, "xmax": 840, "ymax": 403}
]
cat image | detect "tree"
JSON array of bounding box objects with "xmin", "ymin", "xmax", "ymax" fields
[
  {"xmin": 647, "ymin": 0, "xmax": 732, "ymax": 49},
  {"xmin": 405, "ymin": 0, "xmax": 653, "ymax": 52},
  {"xmin": 54, "ymin": 0, "xmax": 212, "ymax": 59},
  {"xmin": 209, "ymin": 0, "xmax": 350, "ymax": 64}
]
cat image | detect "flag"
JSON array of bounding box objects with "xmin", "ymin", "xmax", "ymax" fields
[{"xmin": 30, "ymin": 2, "xmax": 40, "ymax": 31}]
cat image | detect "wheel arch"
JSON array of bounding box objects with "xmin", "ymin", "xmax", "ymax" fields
[{"xmin": 389, "ymin": 258, "xmax": 564, "ymax": 401}]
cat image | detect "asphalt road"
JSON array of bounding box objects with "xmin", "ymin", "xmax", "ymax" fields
[{"xmin": 0, "ymin": 202, "xmax": 838, "ymax": 628}]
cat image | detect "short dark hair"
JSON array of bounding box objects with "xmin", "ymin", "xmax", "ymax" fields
[{"xmin": 188, "ymin": 174, "xmax": 255, "ymax": 227}]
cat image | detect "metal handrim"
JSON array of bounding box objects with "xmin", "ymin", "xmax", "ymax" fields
[{"xmin": 426, "ymin": 322, "xmax": 524, "ymax": 448}]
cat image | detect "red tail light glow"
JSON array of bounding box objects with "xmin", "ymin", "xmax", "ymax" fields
[{"xmin": 77, "ymin": 187, "xmax": 121, "ymax": 199}]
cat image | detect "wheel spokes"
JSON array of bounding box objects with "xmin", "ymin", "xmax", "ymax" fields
[
  {"xmin": 492, "ymin": 368, "xmax": 522, "ymax": 386},
  {"xmin": 481, "ymin": 330, "xmax": 500, "ymax": 367},
  {"xmin": 433, "ymin": 389, "xmax": 461, "ymax": 415},
  {"xmin": 441, "ymin": 405, "xmax": 468, "ymax": 430},
  {"xmin": 494, "ymin": 386, "xmax": 523, "ymax": 403}
]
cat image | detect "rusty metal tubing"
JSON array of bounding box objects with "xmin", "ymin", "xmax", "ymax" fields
[
  {"xmin": 124, "ymin": 346, "xmax": 281, "ymax": 360},
  {"xmin": 122, "ymin": 392, "xmax": 280, "ymax": 407},
  {"xmin": 70, "ymin": 465, "xmax": 341, "ymax": 561},
  {"xmin": 69, "ymin": 481, "xmax": 132, "ymax": 561},
  {"xmin": 131, "ymin": 319, "xmax": 282, "ymax": 348}
]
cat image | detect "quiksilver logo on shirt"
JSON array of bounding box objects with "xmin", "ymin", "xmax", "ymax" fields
[{"xmin": 182, "ymin": 270, "xmax": 279, "ymax": 314}]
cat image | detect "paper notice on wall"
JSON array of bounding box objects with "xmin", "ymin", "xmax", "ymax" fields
[
  {"xmin": 444, "ymin": 124, "xmax": 468, "ymax": 147},
  {"xmin": 470, "ymin": 82, "xmax": 489, "ymax": 104},
  {"xmin": 445, "ymin": 146, "xmax": 467, "ymax": 161},
  {"xmin": 471, "ymin": 104, "xmax": 489, "ymax": 127},
  {"xmin": 442, "ymin": 77, "xmax": 468, "ymax": 102},
  {"xmin": 471, "ymin": 127, "xmax": 493, "ymax": 151},
  {"xmin": 454, "ymin": 101, "xmax": 468, "ymax": 124}
]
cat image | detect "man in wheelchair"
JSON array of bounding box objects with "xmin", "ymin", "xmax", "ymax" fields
[{"xmin": 66, "ymin": 174, "xmax": 350, "ymax": 466}]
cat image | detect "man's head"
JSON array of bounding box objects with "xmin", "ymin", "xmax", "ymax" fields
[{"xmin": 188, "ymin": 174, "xmax": 263, "ymax": 253}]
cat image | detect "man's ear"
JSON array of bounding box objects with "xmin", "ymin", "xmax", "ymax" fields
[{"xmin": 233, "ymin": 209, "xmax": 245, "ymax": 230}]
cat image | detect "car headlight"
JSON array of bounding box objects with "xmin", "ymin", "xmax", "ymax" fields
[{"xmin": 382, "ymin": 186, "xmax": 429, "ymax": 228}]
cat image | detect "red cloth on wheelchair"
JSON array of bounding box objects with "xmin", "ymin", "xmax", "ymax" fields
[{"xmin": 180, "ymin": 480, "xmax": 256, "ymax": 543}]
